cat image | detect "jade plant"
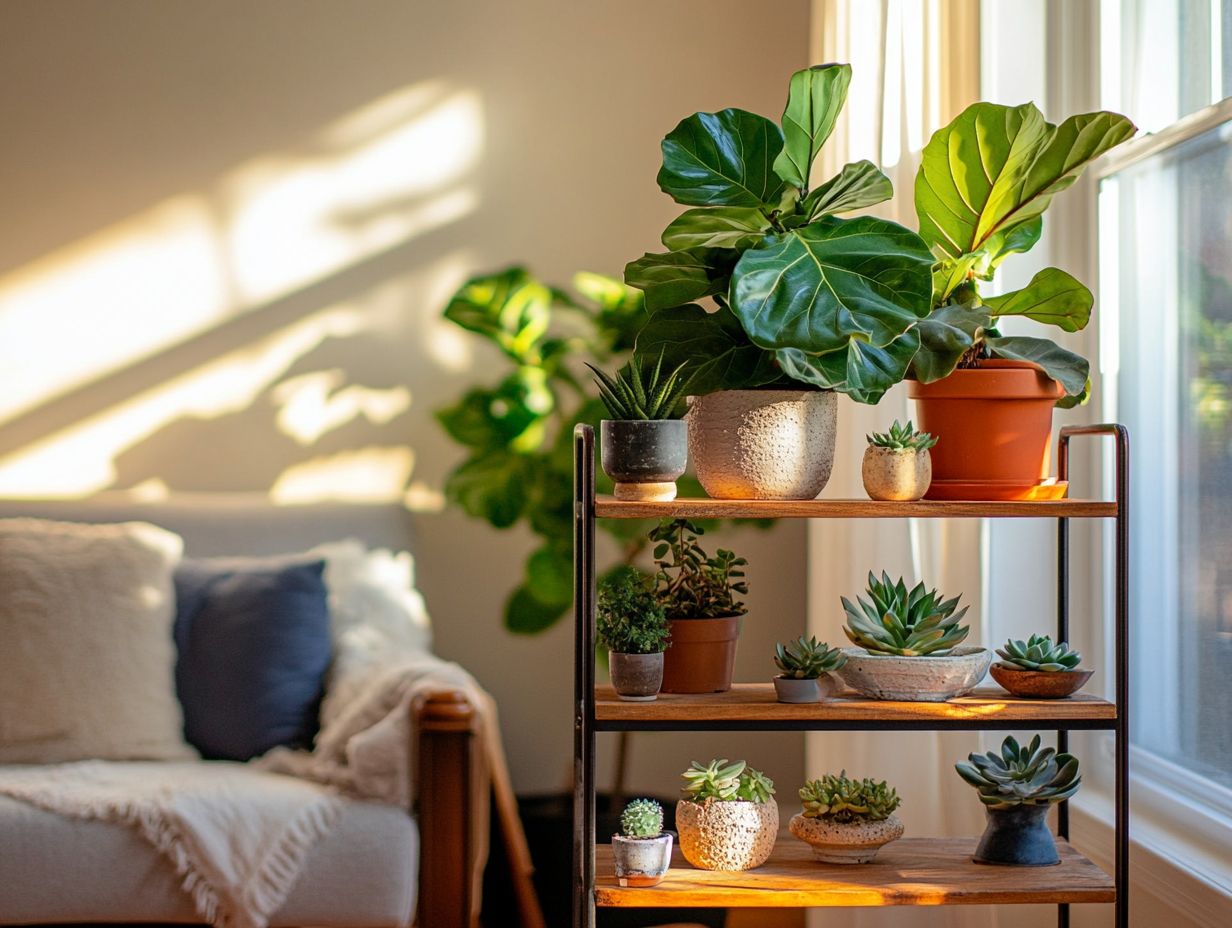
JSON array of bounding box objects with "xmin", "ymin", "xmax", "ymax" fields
[
  {"xmin": 842, "ymin": 571, "xmax": 970, "ymax": 656},
  {"xmin": 651, "ymin": 519, "xmax": 748, "ymax": 618},
  {"xmin": 597, "ymin": 567, "xmax": 670, "ymax": 655},
  {"xmin": 620, "ymin": 798, "xmax": 665, "ymax": 838},
  {"xmin": 798, "ymin": 771, "xmax": 901, "ymax": 822},
  {"xmin": 955, "ymin": 734, "xmax": 1081, "ymax": 807},
  {"xmin": 911, "ymin": 103, "xmax": 1136, "ymax": 404},
  {"xmin": 629, "ymin": 64, "xmax": 936, "ymax": 404},
  {"xmin": 996, "ymin": 634, "xmax": 1082, "ymax": 672},
  {"xmin": 774, "ymin": 635, "xmax": 847, "ymax": 679},
  {"xmin": 587, "ymin": 351, "xmax": 691, "ymax": 421},
  {"xmin": 681, "ymin": 759, "xmax": 775, "ymax": 804},
  {"xmin": 866, "ymin": 420, "xmax": 937, "ymax": 452}
]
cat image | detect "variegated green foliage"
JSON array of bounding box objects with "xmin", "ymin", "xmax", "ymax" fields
[
  {"xmin": 774, "ymin": 636, "xmax": 847, "ymax": 679},
  {"xmin": 799, "ymin": 771, "xmax": 901, "ymax": 823},
  {"xmin": 620, "ymin": 798, "xmax": 664, "ymax": 838},
  {"xmin": 955, "ymin": 734, "xmax": 1081, "ymax": 808},
  {"xmin": 866, "ymin": 420, "xmax": 938, "ymax": 452},
  {"xmin": 681, "ymin": 759, "xmax": 775, "ymax": 804},
  {"xmin": 586, "ymin": 351, "xmax": 691, "ymax": 420},
  {"xmin": 842, "ymin": 571, "xmax": 970, "ymax": 656},
  {"xmin": 996, "ymin": 634, "xmax": 1082, "ymax": 672}
]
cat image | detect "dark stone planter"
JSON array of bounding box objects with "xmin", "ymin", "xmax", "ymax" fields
[
  {"xmin": 973, "ymin": 803, "xmax": 1059, "ymax": 866},
  {"xmin": 601, "ymin": 420, "xmax": 687, "ymax": 501},
  {"xmin": 610, "ymin": 651, "xmax": 664, "ymax": 701}
]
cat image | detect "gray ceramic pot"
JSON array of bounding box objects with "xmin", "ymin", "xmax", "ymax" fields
[
  {"xmin": 600, "ymin": 419, "xmax": 687, "ymax": 501},
  {"xmin": 609, "ymin": 651, "xmax": 664, "ymax": 701},
  {"xmin": 836, "ymin": 646, "xmax": 992, "ymax": 702},
  {"xmin": 973, "ymin": 803, "xmax": 1059, "ymax": 866},
  {"xmin": 773, "ymin": 674, "xmax": 842, "ymax": 704},
  {"xmin": 612, "ymin": 832, "xmax": 673, "ymax": 886}
]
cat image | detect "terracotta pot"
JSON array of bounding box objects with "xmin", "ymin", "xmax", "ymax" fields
[
  {"xmin": 990, "ymin": 663, "xmax": 1093, "ymax": 699},
  {"xmin": 789, "ymin": 812, "xmax": 905, "ymax": 864},
  {"xmin": 660, "ymin": 615, "xmax": 741, "ymax": 694},
  {"xmin": 609, "ymin": 651, "xmax": 664, "ymax": 701},
  {"xmin": 907, "ymin": 361, "xmax": 1063, "ymax": 500},
  {"xmin": 675, "ymin": 799, "xmax": 778, "ymax": 870}
]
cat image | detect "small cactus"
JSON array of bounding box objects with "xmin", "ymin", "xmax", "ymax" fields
[
  {"xmin": 620, "ymin": 798, "xmax": 664, "ymax": 838},
  {"xmin": 799, "ymin": 771, "xmax": 901, "ymax": 823},
  {"xmin": 955, "ymin": 734, "xmax": 1081, "ymax": 808},
  {"xmin": 774, "ymin": 636, "xmax": 847, "ymax": 679},
  {"xmin": 866, "ymin": 420, "xmax": 938, "ymax": 452},
  {"xmin": 996, "ymin": 634, "xmax": 1082, "ymax": 672},
  {"xmin": 681, "ymin": 758, "xmax": 775, "ymax": 804},
  {"xmin": 842, "ymin": 571, "xmax": 970, "ymax": 656}
]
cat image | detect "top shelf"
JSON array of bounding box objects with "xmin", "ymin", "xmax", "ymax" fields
[{"xmin": 594, "ymin": 496, "xmax": 1118, "ymax": 520}]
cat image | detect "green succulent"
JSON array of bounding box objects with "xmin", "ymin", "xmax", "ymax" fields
[
  {"xmin": 996, "ymin": 634, "xmax": 1082, "ymax": 672},
  {"xmin": 799, "ymin": 771, "xmax": 901, "ymax": 823},
  {"xmin": 681, "ymin": 758, "xmax": 775, "ymax": 804},
  {"xmin": 774, "ymin": 636, "xmax": 847, "ymax": 679},
  {"xmin": 955, "ymin": 734, "xmax": 1081, "ymax": 808},
  {"xmin": 866, "ymin": 420, "xmax": 938, "ymax": 452},
  {"xmin": 620, "ymin": 798, "xmax": 664, "ymax": 838},
  {"xmin": 587, "ymin": 350, "xmax": 690, "ymax": 420},
  {"xmin": 842, "ymin": 571, "xmax": 971, "ymax": 656}
]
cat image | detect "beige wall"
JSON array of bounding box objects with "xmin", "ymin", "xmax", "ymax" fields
[{"xmin": 0, "ymin": 0, "xmax": 811, "ymax": 793}]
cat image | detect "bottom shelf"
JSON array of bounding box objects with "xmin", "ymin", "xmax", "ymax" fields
[{"xmin": 594, "ymin": 837, "xmax": 1113, "ymax": 908}]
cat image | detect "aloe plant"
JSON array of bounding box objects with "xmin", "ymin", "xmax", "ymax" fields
[
  {"xmin": 842, "ymin": 571, "xmax": 970, "ymax": 656},
  {"xmin": 587, "ymin": 351, "xmax": 690, "ymax": 420},
  {"xmin": 620, "ymin": 798, "xmax": 664, "ymax": 838},
  {"xmin": 774, "ymin": 636, "xmax": 846, "ymax": 679},
  {"xmin": 799, "ymin": 771, "xmax": 901, "ymax": 822},
  {"xmin": 681, "ymin": 759, "xmax": 775, "ymax": 804},
  {"xmin": 955, "ymin": 734, "xmax": 1081, "ymax": 808},
  {"xmin": 996, "ymin": 634, "xmax": 1082, "ymax": 672},
  {"xmin": 866, "ymin": 420, "xmax": 937, "ymax": 452}
]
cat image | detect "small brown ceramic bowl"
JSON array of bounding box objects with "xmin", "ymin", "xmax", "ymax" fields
[{"xmin": 990, "ymin": 663, "xmax": 1093, "ymax": 699}]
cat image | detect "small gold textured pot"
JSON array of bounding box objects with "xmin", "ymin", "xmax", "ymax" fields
[
  {"xmin": 675, "ymin": 799, "xmax": 778, "ymax": 871},
  {"xmin": 862, "ymin": 446, "xmax": 932, "ymax": 501}
]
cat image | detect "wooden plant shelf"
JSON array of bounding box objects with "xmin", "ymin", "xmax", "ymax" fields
[
  {"xmin": 594, "ymin": 837, "xmax": 1114, "ymax": 908},
  {"xmin": 594, "ymin": 495, "xmax": 1118, "ymax": 520},
  {"xmin": 593, "ymin": 684, "xmax": 1116, "ymax": 731}
]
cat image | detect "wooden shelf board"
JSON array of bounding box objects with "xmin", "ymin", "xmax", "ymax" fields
[
  {"xmin": 594, "ymin": 496, "xmax": 1117, "ymax": 520},
  {"xmin": 594, "ymin": 684, "xmax": 1116, "ymax": 727},
  {"xmin": 594, "ymin": 837, "xmax": 1113, "ymax": 908}
]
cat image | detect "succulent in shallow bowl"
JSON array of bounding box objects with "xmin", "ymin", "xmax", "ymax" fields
[
  {"xmin": 841, "ymin": 572, "xmax": 970, "ymax": 656},
  {"xmin": 990, "ymin": 634, "xmax": 1092, "ymax": 698},
  {"xmin": 790, "ymin": 771, "xmax": 905, "ymax": 863},
  {"xmin": 996, "ymin": 634, "xmax": 1081, "ymax": 671}
]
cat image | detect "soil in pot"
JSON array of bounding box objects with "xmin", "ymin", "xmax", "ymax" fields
[
  {"xmin": 612, "ymin": 833, "xmax": 673, "ymax": 887},
  {"xmin": 661, "ymin": 616, "xmax": 740, "ymax": 694},
  {"xmin": 609, "ymin": 651, "xmax": 664, "ymax": 701},
  {"xmin": 789, "ymin": 813, "xmax": 905, "ymax": 864},
  {"xmin": 990, "ymin": 663, "xmax": 1093, "ymax": 699},
  {"xmin": 907, "ymin": 360, "xmax": 1063, "ymax": 501},
  {"xmin": 601, "ymin": 419, "xmax": 688, "ymax": 502},
  {"xmin": 836, "ymin": 646, "xmax": 993, "ymax": 702},
  {"xmin": 973, "ymin": 803, "xmax": 1059, "ymax": 866},
  {"xmin": 675, "ymin": 799, "xmax": 778, "ymax": 871}
]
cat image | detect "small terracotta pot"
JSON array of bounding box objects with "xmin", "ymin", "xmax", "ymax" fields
[
  {"xmin": 907, "ymin": 361, "xmax": 1063, "ymax": 501},
  {"xmin": 601, "ymin": 419, "xmax": 687, "ymax": 501},
  {"xmin": 661, "ymin": 615, "xmax": 741, "ymax": 694},
  {"xmin": 675, "ymin": 799, "xmax": 778, "ymax": 870},
  {"xmin": 609, "ymin": 651, "xmax": 664, "ymax": 701},
  {"xmin": 612, "ymin": 832, "xmax": 673, "ymax": 886},
  {"xmin": 990, "ymin": 663, "xmax": 1093, "ymax": 699},
  {"xmin": 789, "ymin": 813, "xmax": 905, "ymax": 864},
  {"xmin": 862, "ymin": 446, "xmax": 932, "ymax": 501}
]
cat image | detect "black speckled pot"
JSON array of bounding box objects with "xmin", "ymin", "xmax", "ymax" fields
[
  {"xmin": 600, "ymin": 419, "xmax": 687, "ymax": 501},
  {"xmin": 973, "ymin": 803, "xmax": 1059, "ymax": 866}
]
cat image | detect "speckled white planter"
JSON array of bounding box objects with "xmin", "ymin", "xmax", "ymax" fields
[
  {"xmin": 675, "ymin": 799, "xmax": 779, "ymax": 871},
  {"xmin": 835, "ymin": 646, "xmax": 992, "ymax": 702},
  {"xmin": 789, "ymin": 813, "xmax": 905, "ymax": 863},
  {"xmin": 862, "ymin": 446, "xmax": 932, "ymax": 501},
  {"xmin": 687, "ymin": 390, "xmax": 836, "ymax": 499}
]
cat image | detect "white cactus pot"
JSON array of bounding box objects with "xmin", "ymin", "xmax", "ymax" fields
[
  {"xmin": 862, "ymin": 446, "xmax": 932, "ymax": 501},
  {"xmin": 687, "ymin": 390, "xmax": 836, "ymax": 500},
  {"xmin": 789, "ymin": 813, "xmax": 905, "ymax": 864},
  {"xmin": 675, "ymin": 799, "xmax": 779, "ymax": 871}
]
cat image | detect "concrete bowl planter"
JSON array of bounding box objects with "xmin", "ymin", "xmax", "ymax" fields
[
  {"xmin": 990, "ymin": 663, "xmax": 1093, "ymax": 699},
  {"xmin": 611, "ymin": 832, "xmax": 674, "ymax": 886},
  {"xmin": 789, "ymin": 813, "xmax": 905, "ymax": 864},
  {"xmin": 687, "ymin": 390, "xmax": 836, "ymax": 499},
  {"xmin": 773, "ymin": 673, "xmax": 842, "ymax": 704},
  {"xmin": 609, "ymin": 651, "xmax": 664, "ymax": 701},
  {"xmin": 675, "ymin": 799, "xmax": 778, "ymax": 871},
  {"xmin": 862, "ymin": 446, "xmax": 932, "ymax": 501},
  {"xmin": 836, "ymin": 646, "xmax": 992, "ymax": 702},
  {"xmin": 600, "ymin": 419, "xmax": 687, "ymax": 502}
]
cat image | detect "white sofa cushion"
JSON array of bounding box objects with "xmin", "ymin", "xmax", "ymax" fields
[{"xmin": 0, "ymin": 517, "xmax": 194, "ymax": 763}]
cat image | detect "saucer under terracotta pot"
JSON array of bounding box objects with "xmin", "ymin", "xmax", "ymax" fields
[{"xmin": 990, "ymin": 663, "xmax": 1093, "ymax": 699}]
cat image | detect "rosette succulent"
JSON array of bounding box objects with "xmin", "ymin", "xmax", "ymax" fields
[
  {"xmin": 620, "ymin": 798, "xmax": 665, "ymax": 838},
  {"xmin": 842, "ymin": 571, "xmax": 970, "ymax": 656},
  {"xmin": 955, "ymin": 734, "xmax": 1081, "ymax": 808},
  {"xmin": 681, "ymin": 759, "xmax": 775, "ymax": 804},
  {"xmin": 866, "ymin": 420, "xmax": 937, "ymax": 452},
  {"xmin": 996, "ymin": 634, "xmax": 1082, "ymax": 672},
  {"xmin": 799, "ymin": 772, "xmax": 901, "ymax": 823},
  {"xmin": 774, "ymin": 636, "xmax": 847, "ymax": 679}
]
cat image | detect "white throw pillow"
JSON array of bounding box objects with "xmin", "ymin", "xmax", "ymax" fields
[{"xmin": 0, "ymin": 518, "xmax": 196, "ymax": 763}]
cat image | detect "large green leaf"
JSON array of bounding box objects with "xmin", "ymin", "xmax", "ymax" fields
[
  {"xmin": 777, "ymin": 328, "xmax": 920, "ymax": 404},
  {"xmin": 634, "ymin": 302, "xmax": 781, "ymax": 396},
  {"xmin": 773, "ymin": 64, "xmax": 852, "ymax": 190},
  {"xmin": 915, "ymin": 102, "xmax": 1135, "ymax": 261},
  {"xmin": 624, "ymin": 247, "xmax": 737, "ymax": 312},
  {"xmin": 981, "ymin": 267, "xmax": 1092, "ymax": 332},
  {"xmin": 572, "ymin": 272, "xmax": 647, "ymax": 352},
  {"xmin": 505, "ymin": 583, "xmax": 568, "ymax": 634},
  {"xmin": 730, "ymin": 215, "xmax": 934, "ymax": 355},
  {"xmin": 443, "ymin": 267, "xmax": 551, "ymax": 362},
  {"xmin": 658, "ymin": 108, "xmax": 787, "ymax": 207},
  {"xmin": 435, "ymin": 367, "xmax": 555, "ymax": 452},
  {"xmin": 661, "ymin": 206, "xmax": 771, "ymax": 251},
  {"xmin": 798, "ymin": 160, "xmax": 893, "ymax": 220},
  {"xmin": 444, "ymin": 449, "xmax": 529, "ymax": 529},
  {"xmin": 985, "ymin": 335, "xmax": 1090, "ymax": 399},
  {"xmin": 526, "ymin": 543, "xmax": 574, "ymax": 607},
  {"xmin": 912, "ymin": 303, "xmax": 991, "ymax": 383}
]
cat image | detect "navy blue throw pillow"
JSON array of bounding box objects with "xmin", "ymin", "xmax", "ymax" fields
[{"xmin": 173, "ymin": 558, "xmax": 332, "ymax": 761}]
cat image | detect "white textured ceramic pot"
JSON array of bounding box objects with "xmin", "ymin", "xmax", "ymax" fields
[
  {"xmin": 687, "ymin": 390, "xmax": 836, "ymax": 500},
  {"xmin": 862, "ymin": 446, "xmax": 932, "ymax": 501},
  {"xmin": 789, "ymin": 813, "xmax": 905, "ymax": 864},
  {"xmin": 675, "ymin": 799, "xmax": 779, "ymax": 871},
  {"xmin": 836, "ymin": 646, "xmax": 993, "ymax": 702}
]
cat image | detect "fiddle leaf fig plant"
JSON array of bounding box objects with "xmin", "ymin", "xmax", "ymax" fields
[
  {"xmin": 912, "ymin": 102, "xmax": 1136, "ymax": 405},
  {"xmin": 629, "ymin": 63, "xmax": 936, "ymax": 404}
]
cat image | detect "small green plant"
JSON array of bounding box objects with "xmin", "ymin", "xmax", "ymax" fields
[
  {"xmin": 597, "ymin": 567, "xmax": 670, "ymax": 655},
  {"xmin": 799, "ymin": 771, "xmax": 901, "ymax": 822},
  {"xmin": 681, "ymin": 759, "xmax": 775, "ymax": 804},
  {"xmin": 996, "ymin": 634, "xmax": 1082, "ymax": 672},
  {"xmin": 774, "ymin": 636, "xmax": 847, "ymax": 679},
  {"xmin": 842, "ymin": 571, "xmax": 970, "ymax": 656},
  {"xmin": 620, "ymin": 798, "xmax": 664, "ymax": 838},
  {"xmin": 955, "ymin": 734, "xmax": 1081, "ymax": 808},
  {"xmin": 652, "ymin": 519, "xmax": 748, "ymax": 618},
  {"xmin": 587, "ymin": 351, "xmax": 690, "ymax": 421},
  {"xmin": 866, "ymin": 420, "xmax": 938, "ymax": 452}
]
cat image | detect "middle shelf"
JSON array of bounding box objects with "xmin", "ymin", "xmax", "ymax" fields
[{"xmin": 594, "ymin": 684, "xmax": 1116, "ymax": 731}]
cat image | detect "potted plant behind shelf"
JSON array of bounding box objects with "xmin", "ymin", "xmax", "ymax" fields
[
  {"xmin": 836, "ymin": 572, "xmax": 991, "ymax": 702},
  {"xmin": 956, "ymin": 734, "xmax": 1081, "ymax": 865},
  {"xmin": 862, "ymin": 420, "xmax": 937, "ymax": 501},
  {"xmin": 652, "ymin": 519, "xmax": 747, "ymax": 694},
  {"xmin": 907, "ymin": 102, "xmax": 1136, "ymax": 500},
  {"xmin": 990, "ymin": 634, "xmax": 1093, "ymax": 699},
  {"xmin": 588, "ymin": 351, "xmax": 691, "ymax": 502},
  {"xmin": 789, "ymin": 771, "xmax": 904, "ymax": 864},
  {"xmin": 772, "ymin": 635, "xmax": 847, "ymax": 704},
  {"xmin": 627, "ymin": 63, "xmax": 936, "ymax": 500},
  {"xmin": 676, "ymin": 758, "xmax": 778, "ymax": 871},
  {"xmin": 611, "ymin": 798, "xmax": 674, "ymax": 887},
  {"xmin": 597, "ymin": 566, "xmax": 671, "ymax": 701}
]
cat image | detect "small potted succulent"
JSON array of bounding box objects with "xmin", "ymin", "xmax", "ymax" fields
[
  {"xmin": 597, "ymin": 566, "xmax": 671, "ymax": 701},
  {"xmin": 611, "ymin": 798, "xmax": 673, "ymax": 887},
  {"xmin": 789, "ymin": 771, "xmax": 904, "ymax": 863},
  {"xmin": 772, "ymin": 635, "xmax": 847, "ymax": 703},
  {"xmin": 836, "ymin": 572, "xmax": 991, "ymax": 701},
  {"xmin": 589, "ymin": 351, "xmax": 691, "ymax": 502},
  {"xmin": 675, "ymin": 759, "xmax": 778, "ymax": 871},
  {"xmin": 652, "ymin": 519, "xmax": 748, "ymax": 694},
  {"xmin": 990, "ymin": 634, "xmax": 1093, "ymax": 699},
  {"xmin": 956, "ymin": 734, "xmax": 1081, "ymax": 865},
  {"xmin": 862, "ymin": 421, "xmax": 937, "ymax": 501}
]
